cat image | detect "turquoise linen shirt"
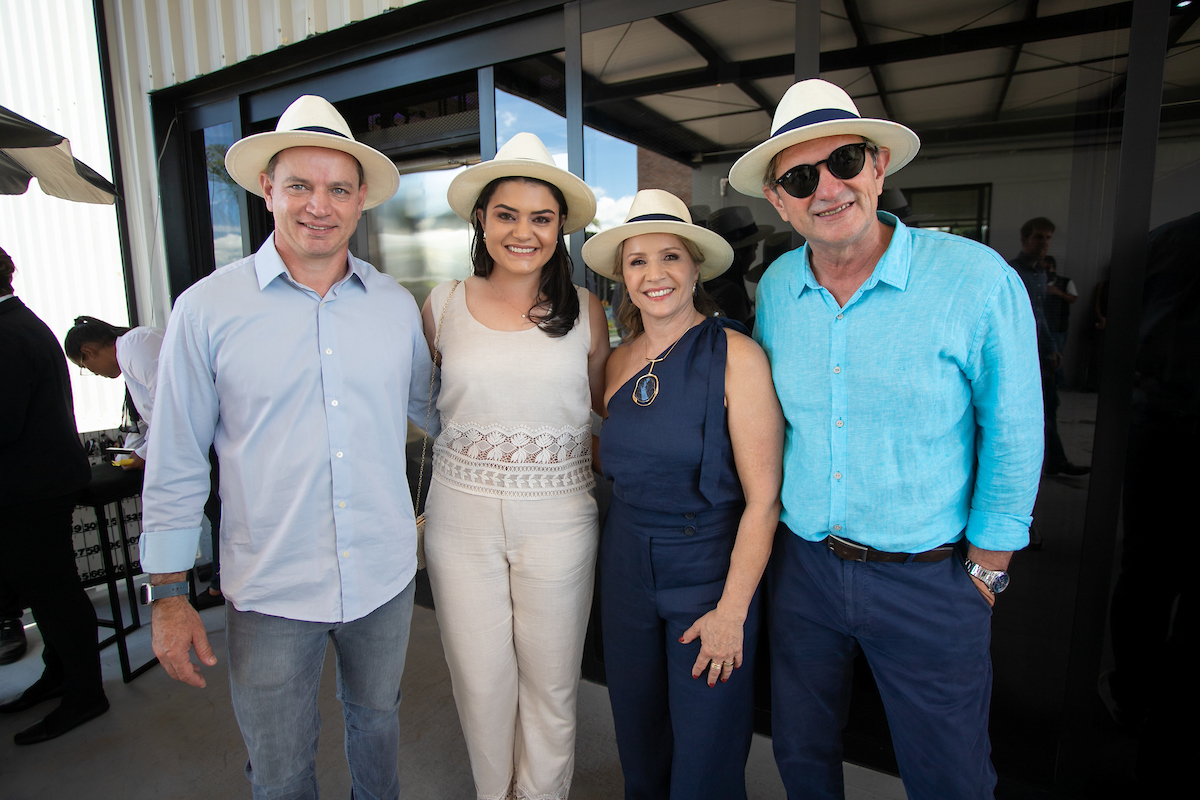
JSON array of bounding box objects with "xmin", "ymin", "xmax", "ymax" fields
[
  {"xmin": 139, "ymin": 237, "xmax": 435, "ymax": 623},
  {"xmin": 754, "ymin": 213, "xmax": 1042, "ymax": 553}
]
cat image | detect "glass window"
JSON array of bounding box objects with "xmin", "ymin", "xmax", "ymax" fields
[
  {"xmin": 366, "ymin": 164, "xmax": 472, "ymax": 311},
  {"xmin": 202, "ymin": 122, "xmax": 244, "ymax": 269}
]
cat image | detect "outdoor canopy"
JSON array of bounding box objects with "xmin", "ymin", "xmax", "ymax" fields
[{"xmin": 0, "ymin": 104, "xmax": 118, "ymax": 204}]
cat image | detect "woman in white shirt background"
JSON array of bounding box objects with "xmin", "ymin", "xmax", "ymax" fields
[{"xmin": 64, "ymin": 317, "xmax": 223, "ymax": 607}]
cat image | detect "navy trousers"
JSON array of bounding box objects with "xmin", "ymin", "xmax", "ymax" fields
[
  {"xmin": 768, "ymin": 526, "xmax": 996, "ymax": 800},
  {"xmin": 601, "ymin": 498, "xmax": 759, "ymax": 800}
]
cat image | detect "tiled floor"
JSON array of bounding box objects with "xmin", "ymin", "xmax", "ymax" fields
[{"xmin": 0, "ymin": 582, "xmax": 907, "ymax": 799}]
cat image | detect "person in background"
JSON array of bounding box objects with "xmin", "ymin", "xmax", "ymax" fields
[
  {"xmin": 64, "ymin": 317, "xmax": 224, "ymax": 608},
  {"xmin": 139, "ymin": 95, "xmax": 433, "ymax": 799},
  {"xmin": 421, "ymin": 132, "xmax": 609, "ymax": 800},
  {"xmin": 703, "ymin": 206, "xmax": 773, "ymax": 327},
  {"xmin": 0, "ymin": 577, "xmax": 27, "ymax": 666},
  {"xmin": 0, "ymin": 245, "xmax": 108, "ymax": 745},
  {"xmin": 583, "ymin": 189, "xmax": 783, "ymax": 800},
  {"xmin": 729, "ymin": 79, "xmax": 1043, "ymax": 799},
  {"xmin": 1010, "ymin": 218, "xmax": 1090, "ymax": 476},
  {"xmin": 1042, "ymin": 255, "xmax": 1078, "ymax": 386}
]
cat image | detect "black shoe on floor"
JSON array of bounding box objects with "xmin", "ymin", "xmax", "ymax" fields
[
  {"xmin": 0, "ymin": 676, "xmax": 66, "ymax": 714},
  {"xmin": 0, "ymin": 618, "xmax": 26, "ymax": 665},
  {"xmin": 14, "ymin": 697, "xmax": 110, "ymax": 745},
  {"xmin": 193, "ymin": 588, "xmax": 225, "ymax": 610},
  {"xmin": 1046, "ymin": 462, "xmax": 1091, "ymax": 476}
]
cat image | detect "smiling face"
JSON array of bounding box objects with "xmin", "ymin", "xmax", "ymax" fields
[
  {"xmin": 763, "ymin": 134, "xmax": 889, "ymax": 259},
  {"xmin": 477, "ymin": 179, "xmax": 563, "ymax": 279},
  {"xmin": 619, "ymin": 232, "xmax": 701, "ymax": 327},
  {"xmin": 260, "ymin": 146, "xmax": 367, "ymax": 270}
]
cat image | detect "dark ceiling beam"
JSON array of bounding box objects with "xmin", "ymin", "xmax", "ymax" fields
[
  {"xmin": 842, "ymin": 0, "xmax": 895, "ymax": 120},
  {"xmin": 588, "ymin": 1, "xmax": 1136, "ymax": 106},
  {"xmin": 654, "ymin": 12, "xmax": 776, "ymax": 116},
  {"xmin": 992, "ymin": 0, "xmax": 1039, "ymax": 122}
]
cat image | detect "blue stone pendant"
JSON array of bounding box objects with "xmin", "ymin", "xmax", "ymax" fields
[{"xmin": 633, "ymin": 373, "xmax": 659, "ymax": 406}]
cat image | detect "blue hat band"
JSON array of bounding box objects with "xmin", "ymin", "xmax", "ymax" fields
[
  {"xmin": 772, "ymin": 108, "xmax": 860, "ymax": 138},
  {"xmin": 294, "ymin": 125, "xmax": 350, "ymax": 139},
  {"xmin": 628, "ymin": 213, "xmax": 687, "ymax": 223}
]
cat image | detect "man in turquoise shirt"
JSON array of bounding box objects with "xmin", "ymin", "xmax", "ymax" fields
[{"xmin": 728, "ymin": 80, "xmax": 1042, "ymax": 799}]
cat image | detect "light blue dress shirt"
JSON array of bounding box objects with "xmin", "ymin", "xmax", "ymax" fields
[
  {"xmin": 754, "ymin": 213, "xmax": 1042, "ymax": 553},
  {"xmin": 140, "ymin": 237, "xmax": 435, "ymax": 623}
]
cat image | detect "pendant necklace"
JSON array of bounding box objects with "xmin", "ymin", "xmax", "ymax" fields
[
  {"xmin": 632, "ymin": 332, "xmax": 686, "ymax": 407},
  {"xmin": 486, "ymin": 277, "xmax": 533, "ymax": 320}
]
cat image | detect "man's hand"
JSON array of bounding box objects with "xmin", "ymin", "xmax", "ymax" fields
[
  {"xmin": 121, "ymin": 453, "xmax": 146, "ymax": 471},
  {"xmin": 150, "ymin": 582, "xmax": 217, "ymax": 687},
  {"xmin": 965, "ymin": 543, "xmax": 1012, "ymax": 608}
]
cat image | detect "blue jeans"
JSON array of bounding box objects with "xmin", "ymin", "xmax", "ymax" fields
[
  {"xmin": 226, "ymin": 579, "xmax": 416, "ymax": 800},
  {"xmin": 768, "ymin": 527, "xmax": 995, "ymax": 800}
]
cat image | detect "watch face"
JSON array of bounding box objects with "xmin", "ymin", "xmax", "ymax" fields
[{"xmin": 991, "ymin": 572, "xmax": 1010, "ymax": 593}]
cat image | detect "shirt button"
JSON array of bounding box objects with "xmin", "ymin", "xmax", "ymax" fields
[
  {"xmin": 836, "ymin": 419, "xmax": 844, "ymax": 427},
  {"xmin": 684, "ymin": 512, "xmax": 696, "ymax": 519},
  {"xmin": 336, "ymin": 451, "xmax": 344, "ymax": 458},
  {"xmin": 833, "ymin": 366, "xmax": 841, "ymax": 374},
  {"xmin": 343, "ymin": 551, "xmax": 349, "ymax": 558},
  {"xmin": 833, "ymin": 524, "xmax": 842, "ymax": 531},
  {"xmin": 331, "ymin": 400, "xmax": 338, "ymax": 407},
  {"xmin": 836, "ymin": 313, "xmax": 844, "ymax": 319},
  {"xmin": 339, "ymin": 501, "xmax": 346, "ymax": 508},
  {"xmin": 834, "ymin": 472, "xmax": 842, "ymax": 480},
  {"xmin": 684, "ymin": 526, "xmax": 696, "ymax": 536},
  {"xmin": 325, "ymin": 348, "xmax": 332, "ymax": 355}
]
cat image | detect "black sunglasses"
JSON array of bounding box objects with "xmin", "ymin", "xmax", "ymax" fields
[{"xmin": 772, "ymin": 142, "xmax": 870, "ymax": 199}]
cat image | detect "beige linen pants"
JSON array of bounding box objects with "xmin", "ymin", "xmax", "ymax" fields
[{"xmin": 424, "ymin": 480, "xmax": 599, "ymax": 800}]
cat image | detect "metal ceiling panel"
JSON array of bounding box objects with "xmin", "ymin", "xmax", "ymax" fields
[
  {"xmin": 1021, "ymin": 28, "xmax": 1130, "ymax": 65},
  {"xmin": 882, "ymin": 48, "xmax": 1013, "ymax": 94},
  {"xmin": 675, "ymin": 0, "xmax": 795, "ymax": 62},
  {"xmin": 581, "ymin": 18, "xmax": 707, "ymax": 84},
  {"xmin": 1001, "ymin": 64, "xmax": 1125, "ymax": 117},
  {"xmin": 677, "ymin": 109, "xmax": 772, "ymax": 150},
  {"xmin": 889, "ymin": 80, "xmax": 997, "ymax": 127},
  {"xmin": 1163, "ymin": 42, "xmax": 1200, "ymax": 95},
  {"xmin": 858, "ymin": 0, "xmax": 1027, "ymax": 43},
  {"xmin": 638, "ymin": 83, "xmax": 761, "ymax": 123},
  {"xmin": 819, "ymin": 0, "xmax": 858, "ymax": 52}
]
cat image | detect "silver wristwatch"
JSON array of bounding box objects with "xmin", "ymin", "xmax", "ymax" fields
[
  {"xmin": 139, "ymin": 580, "xmax": 190, "ymax": 605},
  {"xmin": 964, "ymin": 560, "xmax": 1009, "ymax": 594}
]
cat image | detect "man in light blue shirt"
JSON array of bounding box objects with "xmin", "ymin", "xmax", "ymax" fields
[
  {"xmin": 139, "ymin": 96, "xmax": 431, "ymax": 799},
  {"xmin": 728, "ymin": 80, "xmax": 1042, "ymax": 799}
]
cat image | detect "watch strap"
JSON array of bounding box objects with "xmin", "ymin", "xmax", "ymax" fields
[{"xmin": 139, "ymin": 580, "xmax": 190, "ymax": 605}]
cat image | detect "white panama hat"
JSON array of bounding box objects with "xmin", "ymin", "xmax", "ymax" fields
[
  {"xmin": 224, "ymin": 95, "xmax": 400, "ymax": 210},
  {"xmin": 728, "ymin": 79, "xmax": 920, "ymax": 197},
  {"xmin": 446, "ymin": 132, "xmax": 597, "ymax": 234},
  {"xmin": 582, "ymin": 189, "xmax": 734, "ymax": 283}
]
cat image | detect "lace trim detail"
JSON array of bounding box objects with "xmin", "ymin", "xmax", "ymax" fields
[{"xmin": 433, "ymin": 422, "xmax": 594, "ymax": 498}]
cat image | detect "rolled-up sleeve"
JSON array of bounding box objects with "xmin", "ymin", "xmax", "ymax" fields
[
  {"xmin": 962, "ymin": 269, "xmax": 1044, "ymax": 551},
  {"xmin": 139, "ymin": 298, "xmax": 218, "ymax": 573}
]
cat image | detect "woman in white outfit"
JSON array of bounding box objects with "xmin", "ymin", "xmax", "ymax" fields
[
  {"xmin": 64, "ymin": 317, "xmax": 164, "ymax": 469},
  {"xmin": 420, "ymin": 132, "xmax": 609, "ymax": 800}
]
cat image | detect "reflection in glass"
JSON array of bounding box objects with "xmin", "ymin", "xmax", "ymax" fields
[
  {"xmin": 366, "ymin": 166, "xmax": 471, "ymax": 311},
  {"xmin": 203, "ymin": 122, "xmax": 243, "ymax": 268}
]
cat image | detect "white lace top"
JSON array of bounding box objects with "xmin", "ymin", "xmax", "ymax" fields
[{"xmin": 429, "ymin": 279, "xmax": 595, "ymax": 499}]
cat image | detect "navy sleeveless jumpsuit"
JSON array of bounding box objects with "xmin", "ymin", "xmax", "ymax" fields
[{"xmin": 599, "ymin": 316, "xmax": 760, "ymax": 800}]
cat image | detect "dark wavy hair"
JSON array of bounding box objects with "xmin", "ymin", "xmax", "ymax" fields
[{"xmin": 470, "ymin": 176, "xmax": 580, "ymax": 338}]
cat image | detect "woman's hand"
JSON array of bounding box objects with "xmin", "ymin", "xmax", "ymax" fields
[{"xmin": 681, "ymin": 604, "xmax": 745, "ymax": 686}]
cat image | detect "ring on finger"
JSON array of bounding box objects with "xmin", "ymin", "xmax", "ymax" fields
[{"xmin": 708, "ymin": 661, "xmax": 722, "ymax": 670}]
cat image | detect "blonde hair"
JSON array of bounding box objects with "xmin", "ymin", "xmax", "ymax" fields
[{"xmin": 613, "ymin": 234, "xmax": 720, "ymax": 341}]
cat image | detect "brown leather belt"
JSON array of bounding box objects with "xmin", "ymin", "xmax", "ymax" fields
[{"xmin": 825, "ymin": 534, "xmax": 955, "ymax": 563}]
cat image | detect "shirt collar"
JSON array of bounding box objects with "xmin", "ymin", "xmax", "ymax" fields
[
  {"xmin": 0, "ymin": 294, "xmax": 14, "ymax": 304},
  {"xmin": 254, "ymin": 234, "xmax": 369, "ymax": 293},
  {"xmin": 789, "ymin": 210, "xmax": 909, "ymax": 298}
]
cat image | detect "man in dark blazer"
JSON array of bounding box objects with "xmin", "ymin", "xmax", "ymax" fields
[{"xmin": 0, "ymin": 245, "xmax": 108, "ymax": 744}]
